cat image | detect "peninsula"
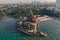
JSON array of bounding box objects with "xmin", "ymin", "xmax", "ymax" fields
[{"xmin": 16, "ymin": 12, "xmax": 53, "ymax": 37}]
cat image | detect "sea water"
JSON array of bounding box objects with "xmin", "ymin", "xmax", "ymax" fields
[{"xmin": 0, "ymin": 18, "xmax": 60, "ymax": 40}]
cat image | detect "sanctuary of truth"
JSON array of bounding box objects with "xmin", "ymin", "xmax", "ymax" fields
[{"xmin": 16, "ymin": 10, "xmax": 52, "ymax": 37}]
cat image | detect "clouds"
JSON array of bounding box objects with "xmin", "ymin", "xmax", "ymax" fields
[{"xmin": 0, "ymin": 0, "xmax": 56, "ymax": 4}]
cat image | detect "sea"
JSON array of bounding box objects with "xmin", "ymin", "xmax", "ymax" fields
[{"xmin": 0, "ymin": 18, "xmax": 60, "ymax": 40}]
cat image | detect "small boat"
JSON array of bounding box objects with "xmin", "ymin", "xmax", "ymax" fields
[{"xmin": 40, "ymin": 32, "xmax": 47, "ymax": 37}]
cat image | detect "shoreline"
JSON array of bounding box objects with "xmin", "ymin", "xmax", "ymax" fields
[{"xmin": 0, "ymin": 15, "xmax": 54, "ymax": 20}]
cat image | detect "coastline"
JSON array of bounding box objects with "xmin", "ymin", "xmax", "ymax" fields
[{"xmin": 50, "ymin": 16, "xmax": 60, "ymax": 21}]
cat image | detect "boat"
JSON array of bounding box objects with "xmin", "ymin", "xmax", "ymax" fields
[
  {"xmin": 17, "ymin": 27, "xmax": 33, "ymax": 36},
  {"xmin": 40, "ymin": 32, "xmax": 47, "ymax": 37}
]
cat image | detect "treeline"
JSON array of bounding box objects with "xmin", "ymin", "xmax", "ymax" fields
[
  {"xmin": 0, "ymin": 7, "xmax": 32, "ymax": 18},
  {"xmin": 32, "ymin": 8, "xmax": 60, "ymax": 17},
  {"xmin": 38, "ymin": 8, "xmax": 59, "ymax": 17},
  {"xmin": 0, "ymin": 7, "xmax": 60, "ymax": 18}
]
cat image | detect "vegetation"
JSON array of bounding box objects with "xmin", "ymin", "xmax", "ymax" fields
[
  {"xmin": 0, "ymin": 6, "xmax": 59, "ymax": 18},
  {"xmin": 38, "ymin": 8, "xmax": 58, "ymax": 17},
  {"xmin": 32, "ymin": 8, "xmax": 60, "ymax": 17},
  {"xmin": 22, "ymin": 22, "xmax": 34, "ymax": 30}
]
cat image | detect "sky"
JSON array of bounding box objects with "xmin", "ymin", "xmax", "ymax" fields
[{"xmin": 0, "ymin": 0, "xmax": 56, "ymax": 4}]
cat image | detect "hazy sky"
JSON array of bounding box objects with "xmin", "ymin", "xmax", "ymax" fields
[{"xmin": 0, "ymin": 0, "xmax": 56, "ymax": 4}]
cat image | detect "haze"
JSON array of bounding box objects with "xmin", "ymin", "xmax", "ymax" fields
[{"xmin": 0, "ymin": 0, "xmax": 56, "ymax": 4}]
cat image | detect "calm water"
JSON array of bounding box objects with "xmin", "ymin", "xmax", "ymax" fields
[{"xmin": 0, "ymin": 18, "xmax": 60, "ymax": 40}]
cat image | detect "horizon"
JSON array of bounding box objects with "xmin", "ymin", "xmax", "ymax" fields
[{"xmin": 0, "ymin": 0, "xmax": 56, "ymax": 4}]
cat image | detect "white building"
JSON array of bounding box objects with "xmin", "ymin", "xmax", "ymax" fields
[
  {"xmin": 47, "ymin": 6, "xmax": 56, "ymax": 10},
  {"xmin": 56, "ymin": 0, "xmax": 60, "ymax": 12}
]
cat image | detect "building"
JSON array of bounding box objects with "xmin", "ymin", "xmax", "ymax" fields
[
  {"xmin": 56, "ymin": 0, "xmax": 60, "ymax": 12},
  {"xmin": 47, "ymin": 6, "xmax": 56, "ymax": 10}
]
